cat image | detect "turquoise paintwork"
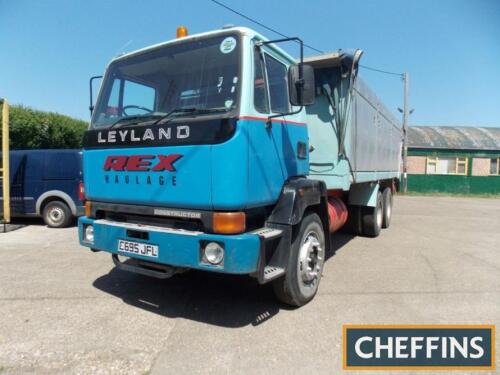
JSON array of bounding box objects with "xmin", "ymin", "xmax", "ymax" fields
[
  {"xmin": 79, "ymin": 27, "xmax": 401, "ymax": 275},
  {"xmin": 348, "ymin": 182, "xmax": 380, "ymax": 206},
  {"xmin": 78, "ymin": 217, "xmax": 261, "ymax": 274},
  {"xmin": 79, "ymin": 27, "xmax": 310, "ymax": 274}
]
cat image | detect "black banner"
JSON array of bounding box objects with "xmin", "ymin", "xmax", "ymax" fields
[{"xmin": 82, "ymin": 117, "xmax": 237, "ymax": 149}]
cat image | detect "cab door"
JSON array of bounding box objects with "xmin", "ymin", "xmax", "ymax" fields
[{"xmin": 246, "ymin": 44, "xmax": 308, "ymax": 207}]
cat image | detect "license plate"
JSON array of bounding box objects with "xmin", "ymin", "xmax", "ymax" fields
[{"xmin": 118, "ymin": 239, "xmax": 158, "ymax": 258}]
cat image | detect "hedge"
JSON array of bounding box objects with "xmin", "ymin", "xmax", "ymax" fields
[{"xmin": 0, "ymin": 104, "xmax": 88, "ymax": 150}]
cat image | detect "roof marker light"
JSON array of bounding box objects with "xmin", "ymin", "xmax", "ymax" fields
[{"xmin": 176, "ymin": 26, "xmax": 188, "ymax": 38}]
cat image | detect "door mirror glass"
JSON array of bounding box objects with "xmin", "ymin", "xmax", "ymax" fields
[{"xmin": 288, "ymin": 64, "xmax": 315, "ymax": 106}]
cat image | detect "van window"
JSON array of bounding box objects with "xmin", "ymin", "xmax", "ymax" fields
[
  {"xmin": 264, "ymin": 54, "xmax": 290, "ymax": 114},
  {"xmin": 254, "ymin": 48, "xmax": 269, "ymax": 114}
]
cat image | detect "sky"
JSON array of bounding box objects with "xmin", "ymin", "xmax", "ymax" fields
[{"xmin": 0, "ymin": 0, "xmax": 499, "ymax": 127}]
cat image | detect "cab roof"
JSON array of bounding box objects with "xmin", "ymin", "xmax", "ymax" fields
[{"xmin": 110, "ymin": 26, "xmax": 296, "ymax": 65}]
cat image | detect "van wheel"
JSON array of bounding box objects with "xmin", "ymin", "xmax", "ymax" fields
[
  {"xmin": 382, "ymin": 188, "xmax": 393, "ymax": 229},
  {"xmin": 272, "ymin": 213, "xmax": 325, "ymax": 307},
  {"xmin": 362, "ymin": 191, "xmax": 383, "ymax": 237},
  {"xmin": 43, "ymin": 201, "xmax": 72, "ymax": 228}
]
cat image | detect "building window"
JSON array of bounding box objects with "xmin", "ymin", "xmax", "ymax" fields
[
  {"xmin": 426, "ymin": 156, "xmax": 468, "ymax": 175},
  {"xmin": 490, "ymin": 158, "xmax": 500, "ymax": 175}
]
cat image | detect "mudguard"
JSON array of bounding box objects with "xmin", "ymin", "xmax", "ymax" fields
[{"xmin": 266, "ymin": 178, "xmax": 331, "ymax": 252}]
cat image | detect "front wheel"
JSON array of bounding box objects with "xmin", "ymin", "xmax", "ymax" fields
[{"xmin": 272, "ymin": 212, "xmax": 326, "ymax": 307}]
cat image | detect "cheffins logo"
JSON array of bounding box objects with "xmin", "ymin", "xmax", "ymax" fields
[
  {"xmin": 103, "ymin": 154, "xmax": 182, "ymax": 186},
  {"xmin": 343, "ymin": 325, "xmax": 495, "ymax": 370}
]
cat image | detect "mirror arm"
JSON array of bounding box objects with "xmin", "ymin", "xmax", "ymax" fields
[
  {"xmin": 266, "ymin": 105, "xmax": 304, "ymax": 129},
  {"xmin": 89, "ymin": 75, "xmax": 103, "ymax": 116},
  {"xmin": 260, "ymin": 37, "xmax": 305, "ymax": 128}
]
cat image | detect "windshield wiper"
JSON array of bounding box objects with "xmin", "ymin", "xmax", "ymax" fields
[
  {"xmin": 107, "ymin": 107, "xmax": 230, "ymax": 130},
  {"xmin": 150, "ymin": 107, "xmax": 198, "ymax": 127},
  {"xmin": 151, "ymin": 107, "xmax": 230, "ymax": 127},
  {"xmin": 108, "ymin": 114, "xmax": 161, "ymax": 130}
]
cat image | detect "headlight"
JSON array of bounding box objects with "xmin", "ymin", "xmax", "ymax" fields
[
  {"xmin": 204, "ymin": 242, "xmax": 224, "ymax": 265},
  {"xmin": 84, "ymin": 225, "xmax": 94, "ymax": 243}
]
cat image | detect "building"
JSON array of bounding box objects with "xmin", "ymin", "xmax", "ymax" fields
[{"xmin": 407, "ymin": 126, "xmax": 500, "ymax": 194}]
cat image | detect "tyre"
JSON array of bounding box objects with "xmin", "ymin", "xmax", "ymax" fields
[
  {"xmin": 272, "ymin": 212, "xmax": 326, "ymax": 307},
  {"xmin": 42, "ymin": 201, "xmax": 72, "ymax": 228},
  {"xmin": 342, "ymin": 204, "xmax": 362, "ymax": 235},
  {"xmin": 361, "ymin": 191, "xmax": 383, "ymax": 237},
  {"xmin": 381, "ymin": 187, "xmax": 393, "ymax": 229}
]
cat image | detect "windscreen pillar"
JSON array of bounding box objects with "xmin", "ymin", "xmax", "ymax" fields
[{"xmin": 1, "ymin": 98, "xmax": 10, "ymax": 224}]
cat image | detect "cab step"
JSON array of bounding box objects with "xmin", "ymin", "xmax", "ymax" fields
[
  {"xmin": 253, "ymin": 225, "xmax": 291, "ymax": 284},
  {"xmin": 262, "ymin": 265, "xmax": 285, "ymax": 281}
]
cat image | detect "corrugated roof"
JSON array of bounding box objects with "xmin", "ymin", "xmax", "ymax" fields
[{"xmin": 408, "ymin": 126, "xmax": 500, "ymax": 150}]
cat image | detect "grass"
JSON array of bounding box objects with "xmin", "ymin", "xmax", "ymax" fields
[{"xmin": 397, "ymin": 191, "xmax": 500, "ymax": 199}]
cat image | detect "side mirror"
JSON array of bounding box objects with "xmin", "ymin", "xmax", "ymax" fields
[{"xmin": 288, "ymin": 64, "xmax": 315, "ymax": 106}]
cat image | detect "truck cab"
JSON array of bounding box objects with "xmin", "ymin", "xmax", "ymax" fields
[
  {"xmin": 79, "ymin": 26, "xmax": 400, "ymax": 306},
  {"xmin": 84, "ymin": 27, "xmax": 307, "ymax": 211}
]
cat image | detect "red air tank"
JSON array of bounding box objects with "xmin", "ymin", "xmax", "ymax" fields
[{"xmin": 327, "ymin": 196, "xmax": 348, "ymax": 233}]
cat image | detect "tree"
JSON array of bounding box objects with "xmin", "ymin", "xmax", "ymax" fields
[{"xmin": 0, "ymin": 105, "xmax": 88, "ymax": 150}]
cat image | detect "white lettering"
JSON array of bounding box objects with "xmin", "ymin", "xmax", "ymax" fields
[
  {"xmin": 426, "ymin": 337, "xmax": 439, "ymax": 358},
  {"xmin": 450, "ymin": 337, "xmax": 468, "ymax": 358},
  {"xmin": 143, "ymin": 128, "xmax": 154, "ymax": 141},
  {"xmin": 442, "ymin": 335, "xmax": 448, "ymax": 358},
  {"xmin": 177, "ymin": 125, "xmax": 190, "ymax": 139},
  {"xmin": 411, "ymin": 337, "xmax": 424, "ymax": 358},
  {"xmin": 375, "ymin": 337, "xmax": 393, "ymax": 358},
  {"xmin": 469, "ymin": 337, "xmax": 484, "ymax": 359},
  {"xmin": 119, "ymin": 129, "xmax": 128, "ymax": 142},
  {"xmin": 97, "ymin": 132, "xmax": 106, "ymax": 143},
  {"xmin": 159, "ymin": 127, "xmax": 171, "ymax": 140},
  {"xmin": 355, "ymin": 336, "xmax": 373, "ymax": 359},
  {"xmin": 395, "ymin": 337, "xmax": 409, "ymax": 358},
  {"xmin": 108, "ymin": 130, "xmax": 116, "ymax": 143},
  {"xmin": 131, "ymin": 129, "xmax": 140, "ymax": 141}
]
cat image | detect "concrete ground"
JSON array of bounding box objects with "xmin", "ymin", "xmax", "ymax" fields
[{"xmin": 0, "ymin": 196, "xmax": 499, "ymax": 375}]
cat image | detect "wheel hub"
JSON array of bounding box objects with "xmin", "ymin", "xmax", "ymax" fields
[
  {"xmin": 48, "ymin": 207, "xmax": 63, "ymax": 224},
  {"xmin": 298, "ymin": 232, "xmax": 323, "ymax": 284}
]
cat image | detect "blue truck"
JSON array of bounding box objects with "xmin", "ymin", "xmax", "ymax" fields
[
  {"xmin": 1, "ymin": 149, "xmax": 84, "ymax": 227},
  {"xmin": 79, "ymin": 27, "xmax": 401, "ymax": 306}
]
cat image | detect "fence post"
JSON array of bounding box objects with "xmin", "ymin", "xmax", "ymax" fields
[{"xmin": 1, "ymin": 98, "xmax": 10, "ymax": 224}]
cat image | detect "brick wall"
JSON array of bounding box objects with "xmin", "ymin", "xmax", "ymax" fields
[
  {"xmin": 471, "ymin": 158, "xmax": 491, "ymax": 176},
  {"xmin": 407, "ymin": 155, "xmax": 426, "ymax": 174}
]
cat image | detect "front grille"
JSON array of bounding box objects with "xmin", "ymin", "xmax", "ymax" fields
[{"xmin": 102, "ymin": 211, "xmax": 204, "ymax": 232}]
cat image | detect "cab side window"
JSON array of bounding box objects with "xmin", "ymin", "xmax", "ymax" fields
[
  {"xmin": 264, "ymin": 54, "xmax": 290, "ymax": 114},
  {"xmin": 254, "ymin": 48, "xmax": 269, "ymax": 114}
]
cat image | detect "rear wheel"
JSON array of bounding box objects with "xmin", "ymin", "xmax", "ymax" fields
[
  {"xmin": 382, "ymin": 188, "xmax": 393, "ymax": 229},
  {"xmin": 42, "ymin": 201, "xmax": 72, "ymax": 228},
  {"xmin": 342, "ymin": 204, "xmax": 362, "ymax": 235},
  {"xmin": 272, "ymin": 213, "xmax": 325, "ymax": 307},
  {"xmin": 362, "ymin": 191, "xmax": 383, "ymax": 237}
]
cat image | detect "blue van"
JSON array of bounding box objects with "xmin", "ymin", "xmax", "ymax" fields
[{"xmin": 0, "ymin": 149, "xmax": 84, "ymax": 228}]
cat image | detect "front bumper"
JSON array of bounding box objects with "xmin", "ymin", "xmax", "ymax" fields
[{"xmin": 78, "ymin": 217, "xmax": 261, "ymax": 274}]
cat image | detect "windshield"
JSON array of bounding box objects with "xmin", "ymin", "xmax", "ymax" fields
[{"xmin": 91, "ymin": 34, "xmax": 241, "ymax": 128}]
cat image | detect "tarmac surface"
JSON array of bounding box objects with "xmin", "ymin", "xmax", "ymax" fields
[{"xmin": 0, "ymin": 196, "xmax": 499, "ymax": 374}]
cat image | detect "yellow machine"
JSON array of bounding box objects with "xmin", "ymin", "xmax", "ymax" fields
[{"xmin": 0, "ymin": 98, "xmax": 10, "ymax": 224}]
